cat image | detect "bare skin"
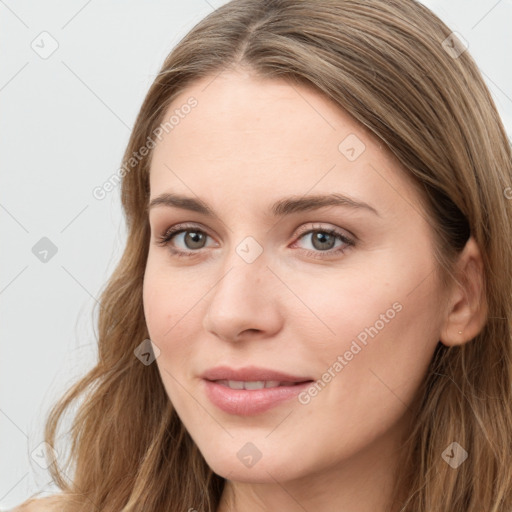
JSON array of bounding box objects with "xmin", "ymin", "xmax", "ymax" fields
[{"xmin": 143, "ymin": 67, "xmax": 486, "ymax": 512}]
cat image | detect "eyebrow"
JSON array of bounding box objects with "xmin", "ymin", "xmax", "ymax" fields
[{"xmin": 147, "ymin": 192, "xmax": 379, "ymax": 218}]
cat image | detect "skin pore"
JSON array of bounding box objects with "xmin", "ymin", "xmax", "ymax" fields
[{"xmin": 142, "ymin": 67, "xmax": 486, "ymax": 512}]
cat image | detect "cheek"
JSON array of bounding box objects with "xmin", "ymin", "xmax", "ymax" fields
[
  {"xmin": 142, "ymin": 267, "xmax": 173, "ymax": 343},
  {"xmin": 317, "ymin": 268, "xmax": 442, "ymax": 416},
  {"xmin": 142, "ymin": 261, "xmax": 197, "ymax": 406},
  {"xmin": 142, "ymin": 255, "xmax": 214, "ymax": 392},
  {"xmin": 143, "ymin": 254, "xmax": 198, "ymax": 342},
  {"xmin": 300, "ymin": 246, "xmax": 442, "ymax": 398}
]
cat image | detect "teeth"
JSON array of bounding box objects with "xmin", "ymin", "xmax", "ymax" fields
[
  {"xmin": 244, "ymin": 381, "xmax": 266, "ymax": 390},
  {"xmin": 228, "ymin": 380, "xmax": 245, "ymax": 389},
  {"xmin": 216, "ymin": 380, "xmax": 286, "ymax": 390}
]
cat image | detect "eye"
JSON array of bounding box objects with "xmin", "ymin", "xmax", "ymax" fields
[
  {"xmin": 292, "ymin": 224, "xmax": 354, "ymax": 260},
  {"xmin": 155, "ymin": 222, "xmax": 355, "ymax": 260},
  {"xmin": 155, "ymin": 223, "xmax": 214, "ymax": 258}
]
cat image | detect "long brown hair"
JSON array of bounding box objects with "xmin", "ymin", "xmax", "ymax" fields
[{"xmin": 27, "ymin": 0, "xmax": 512, "ymax": 510}]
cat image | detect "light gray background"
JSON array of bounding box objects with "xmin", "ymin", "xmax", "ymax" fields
[{"xmin": 1, "ymin": 1, "xmax": 511, "ymax": 509}]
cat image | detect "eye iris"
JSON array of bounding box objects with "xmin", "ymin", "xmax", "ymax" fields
[
  {"xmin": 185, "ymin": 231, "xmax": 205, "ymax": 249},
  {"xmin": 312, "ymin": 231, "xmax": 335, "ymax": 250}
]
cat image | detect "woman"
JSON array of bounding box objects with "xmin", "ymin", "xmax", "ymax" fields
[{"xmin": 16, "ymin": 0, "xmax": 512, "ymax": 510}]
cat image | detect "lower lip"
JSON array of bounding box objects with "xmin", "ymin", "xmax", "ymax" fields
[{"xmin": 202, "ymin": 379, "xmax": 313, "ymax": 416}]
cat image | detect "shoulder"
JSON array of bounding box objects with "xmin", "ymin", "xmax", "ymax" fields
[{"xmin": 9, "ymin": 495, "xmax": 64, "ymax": 512}]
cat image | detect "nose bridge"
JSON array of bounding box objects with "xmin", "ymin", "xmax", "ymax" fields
[
  {"xmin": 210, "ymin": 236, "xmax": 268, "ymax": 304},
  {"xmin": 202, "ymin": 236, "xmax": 282, "ymax": 340}
]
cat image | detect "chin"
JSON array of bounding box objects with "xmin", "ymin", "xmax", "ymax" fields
[{"xmin": 198, "ymin": 443, "xmax": 307, "ymax": 483}]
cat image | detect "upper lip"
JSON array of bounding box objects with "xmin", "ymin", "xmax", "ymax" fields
[{"xmin": 201, "ymin": 365, "xmax": 313, "ymax": 383}]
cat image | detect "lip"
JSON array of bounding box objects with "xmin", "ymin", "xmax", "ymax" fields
[
  {"xmin": 201, "ymin": 365, "xmax": 314, "ymax": 416},
  {"xmin": 201, "ymin": 365, "xmax": 313, "ymax": 383}
]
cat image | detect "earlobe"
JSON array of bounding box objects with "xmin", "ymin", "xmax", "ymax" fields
[{"xmin": 439, "ymin": 237, "xmax": 488, "ymax": 347}]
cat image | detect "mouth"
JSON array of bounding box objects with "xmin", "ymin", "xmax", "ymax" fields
[
  {"xmin": 201, "ymin": 371, "xmax": 315, "ymax": 415},
  {"xmin": 212, "ymin": 379, "xmax": 312, "ymax": 390},
  {"xmin": 200, "ymin": 365, "xmax": 315, "ymax": 415},
  {"xmin": 201, "ymin": 365, "xmax": 313, "ymax": 383}
]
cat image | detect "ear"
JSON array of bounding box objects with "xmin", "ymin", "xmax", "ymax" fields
[{"xmin": 439, "ymin": 236, "xmax": 488, "ymax": 347}]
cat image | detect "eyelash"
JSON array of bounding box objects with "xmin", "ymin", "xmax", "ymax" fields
[{"xmin": 155, "ymin": 223, "xmax": 355, "ymax": 260}]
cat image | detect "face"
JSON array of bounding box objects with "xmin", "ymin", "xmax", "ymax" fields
[{"xmin": 143, "ymin": 68, "xmax": 447, "ymax": 484}]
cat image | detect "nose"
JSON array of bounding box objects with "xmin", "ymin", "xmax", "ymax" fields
[{"xmin": 202, "ymin": 255, "xmax": 283, "ymax": 343}]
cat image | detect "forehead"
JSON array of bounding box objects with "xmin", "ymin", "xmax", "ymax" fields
[
  {"xmin": 148, "ymin": 69, "xmax": 425, "ymax": 218},
  {"xmin": 154, "ymin": 69, "xmax": 385, "ymax": 159}
]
